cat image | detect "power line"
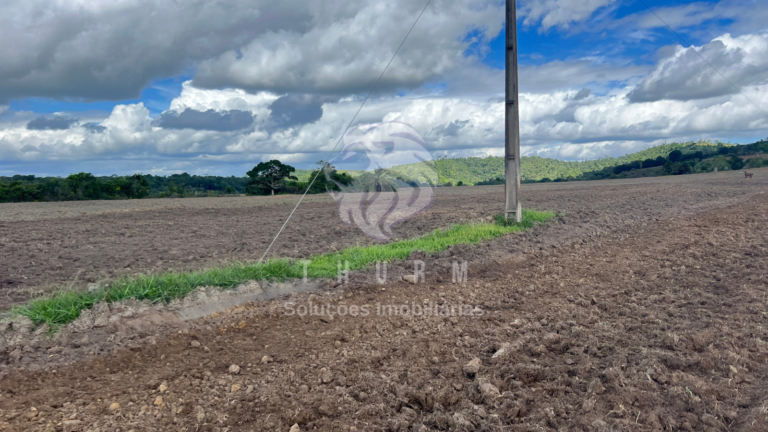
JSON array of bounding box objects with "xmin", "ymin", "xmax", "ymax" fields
[
  {"xmin": 636, "ymin": 0, "xmax": 768, "ymax": 117},
  {"xmin": 256, "ymin": 0, "xmax": 433, "ymax": 265}
]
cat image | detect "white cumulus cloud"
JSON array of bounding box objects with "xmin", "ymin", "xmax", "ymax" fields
[
  {"xmin": 519, "ymin": 0, "xmax": 617, "ymax": 31},
  {"xmin": 2, "ymin": 68, "xmax": 767, "ymax": 175},
  {"xmin": 629, "ymin": 33, "xmax": 768, "ymax": 102},
  {"xmin": 192, "ymin": 0, "xmax": 504, "ymax": 96}
]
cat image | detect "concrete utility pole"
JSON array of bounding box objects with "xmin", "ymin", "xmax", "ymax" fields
[{"xmin": 505, "ymin": 0, "xmax": 522, "ymax": 222}]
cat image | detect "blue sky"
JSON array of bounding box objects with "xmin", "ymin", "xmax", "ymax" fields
[
  {"xmin": 0, "ymin": 0, "xmax": 766, "ymax": 177},
  {"xmin": 8, "ymin": 76, "xmax": 188, "ymax": 118}
]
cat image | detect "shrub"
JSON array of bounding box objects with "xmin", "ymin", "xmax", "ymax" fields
[
  {"xmin": 668, "ymin": 150, "xmax": 683, "ymax": 162},
  {"xmin": 729, "ymin": 155, "xmax": 745, "ymax": 170},
  {"xmin": 476, "ymin": 176, "xmax": 504, "ymax": 186},
  {"xmin": 664, "ymin": 160, "xmax": 691, "ymax": 175}
]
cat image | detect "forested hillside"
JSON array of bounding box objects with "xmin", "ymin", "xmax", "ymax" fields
[{"xmin": 390, "ymin": 140, "xmax": 745, "ymax": 184}]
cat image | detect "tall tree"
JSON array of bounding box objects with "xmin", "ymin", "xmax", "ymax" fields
[{"xmin": 246, "ymin": 160, "xmax": 298, "ymax": 195}]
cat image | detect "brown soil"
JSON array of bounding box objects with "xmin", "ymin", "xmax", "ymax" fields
[
  {"xmin": 0, "ymin": 188, "xmax": 493, "ymax": 309},
  {"xmin": 0, "ymin": 169, "xmax": 767, "ymax": 431},
  {"xmin": 1, "ymin": 170, "xmax": 765, "ymax": 310}
]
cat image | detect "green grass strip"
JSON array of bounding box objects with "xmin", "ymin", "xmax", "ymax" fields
[{"xmin": 13, "ymin": 209, "xmax": 554, "ymax": 328}]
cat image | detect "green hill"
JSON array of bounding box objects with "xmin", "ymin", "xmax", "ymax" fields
[
  {"xmin": 295, "ymin": 140, "xmax": 760, "ymax": 186},
  {"xmin": 519, "ymin": 140, "xmax": 730, "ymax": 182},
  {"xmin": 569, "ymin": 139, "xmax": 768, "ymax": 181},
  {"xmin": 388, "ymin": 140, "xmax": 745, "ymax": 184}
]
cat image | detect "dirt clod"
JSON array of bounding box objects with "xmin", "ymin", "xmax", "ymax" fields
[
  {"xmin": 62, "ymin": 420, "xmax": 82, "ymax": 432},
  {"xmin": 463, "ymin": 358, "xmax": 482, "ymax": 377},
  {"xmin": 478, "ymin": 379, "xmax": 501, "ymax": 399},
  {"xmin": 320, "ymin": 368, "xmax": 333, "ymax": 384}
]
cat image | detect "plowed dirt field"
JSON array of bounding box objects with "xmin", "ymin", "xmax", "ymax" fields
[{"xmin": 1, "ymin": 169, "xmax": 767, "ymax": 431}]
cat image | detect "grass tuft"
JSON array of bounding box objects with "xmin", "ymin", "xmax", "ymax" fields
[{"xmin": 13, "ymin": 209, "xmax": 554, "ymax": 329}]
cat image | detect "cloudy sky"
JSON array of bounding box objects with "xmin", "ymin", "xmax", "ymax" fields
[{"xmin": 1, "ymin": 0, "xmax": 767, "ymax": 177}]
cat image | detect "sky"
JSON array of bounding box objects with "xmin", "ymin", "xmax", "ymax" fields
[{"xmin": 0, "ymin": 0, "xmax": 767, "ymax": 177}]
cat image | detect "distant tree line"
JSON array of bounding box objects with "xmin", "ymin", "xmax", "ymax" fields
[
  {"xmin": 475, "ymin": 176, "xmax": 505, "ymax": 186},
  {"xmin": 0, "ymin": 172, "xmax": 248, "ymax": 203},
  {"xmin": 0, "ymin": 161, "xmax": 369, "ymax": 202},
  {"xmin": 145, "ymin": 173, "xmax": 248, "ymax": 198},
  {"xmin": 0, "ymin": 173, "xmax": 151, "ymax": 203},
  {"xmin": 2, "ymin": 139, "xmax": 766, "ymax": 203}
]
